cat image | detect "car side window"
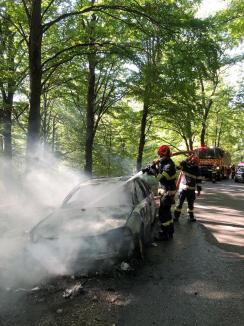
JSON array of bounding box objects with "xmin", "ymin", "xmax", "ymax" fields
[
  {"xmin": 139, "ymin": 179, "xmax": 151, "ymax": 195},
  {"xmin": 134, "ymin": 180, "xmax": 147, "ymax": 203}
]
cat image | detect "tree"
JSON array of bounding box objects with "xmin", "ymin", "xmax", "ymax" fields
[
  {"xmin": 0, "ymin": 10, "xmax": 27, "ymax": 159},
  {"xmin": 2, "ymin": 0, "xmax": 158, "ymax": 160}
]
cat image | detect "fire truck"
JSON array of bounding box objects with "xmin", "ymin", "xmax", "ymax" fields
[{"xmin": 194, "ymin": 146, "xmax": 231, "ymax": 181}]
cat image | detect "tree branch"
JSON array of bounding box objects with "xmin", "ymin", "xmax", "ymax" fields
[
  {"xmin": 0, "ymin": 13, "xmax": 28, "ymax": 45},
  {"xmin": 18, "ymin": 22, "xmax": 29, "ymax": 46},
  {"xmin": 41, "ymin": 42, "xmax": 111, "ymax": 69},
  {"xmin": 21, "ymin": 0, "xmax": 31, "ymax": 22},
  {"xmin": 42, "ymin": 4, "xmax": 158, "ymax": 33},
  {"xmin": 41, "ymin": 0, "xmax": 56, "ymax": 19}
]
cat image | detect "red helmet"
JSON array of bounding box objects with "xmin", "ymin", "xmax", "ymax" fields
[
  {"xmin": 157, "ymin": 145, "xmax": 170, "ymax": 157},
  {"xmin": 198, "ymin": 144, "xmax": 207, "ymax": 152},
  {"xmin": 191, "ymin": 156, "xmax": 199, "ymax": 165}
]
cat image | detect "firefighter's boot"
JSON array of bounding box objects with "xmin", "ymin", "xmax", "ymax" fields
[
  {"xmin": 188, "ymin": 212, "xmax": 196, "ymax": 222},
  {"xmin": 159, "ymin": 231, "xmax": 170, "ymax": 241},
  {"xmin": 174, "ymin": 210, "xmax": 181, "ymax": 222}
]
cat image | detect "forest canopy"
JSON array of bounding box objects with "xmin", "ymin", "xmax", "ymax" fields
[{"xmin": 0, "ymin": 0, "xmax": 243, "ymax": 176}]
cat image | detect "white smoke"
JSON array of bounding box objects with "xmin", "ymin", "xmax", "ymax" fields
[
  {"xmin": 0, "ymin": 151, "xmax": 132, "ymax": 290},
  {"xmin": 0, "ymin": 152, "xmax": 85, "ymax": 289}
]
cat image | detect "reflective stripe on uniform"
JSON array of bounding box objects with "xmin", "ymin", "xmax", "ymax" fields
[
  {"xmin": 167, "ymin": 190, "xmax": 176, "ymax": 195},
  {"xmin": 156, "ymin": 171, "xmax": 176, "ymax": 181},
  {"xmin": 162, "ymin": 218, "xmax": 174, "ymax": 226},
  {"xmin": 187, "ymin": 208, "xmax": 194, "ymax": 213},
  {"xmin": 185, "ymin": 185, "xmax": 195, "ymax": 190},
  {"xmin": 184, "ymin": 171, "xmax": 198, "ymax": 179}
]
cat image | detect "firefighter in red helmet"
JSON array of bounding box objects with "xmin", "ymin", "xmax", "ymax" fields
[
  {"xmin": 174, "ymin": 154, "xmax": 202, "ymax": 222},
  {"xmin": 157, "ymin": 145, "xmax": 170, "ymax": 157},
  {"xmin": 143, "ymin": 145, "xmax": 176, "ymax": 240}
]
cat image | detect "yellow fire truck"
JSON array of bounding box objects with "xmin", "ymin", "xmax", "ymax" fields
[{"xmin": 194, "ymin": 146, "xmax": 231, "ymax": 181}]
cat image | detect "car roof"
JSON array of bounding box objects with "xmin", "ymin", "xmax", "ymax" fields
[{"xmin": 78, "ymin": 175, "xmax": 137, "ymax": 186}]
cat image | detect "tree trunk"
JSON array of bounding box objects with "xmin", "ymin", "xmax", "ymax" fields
[
  {"xmin": 136, "ymin": 95, "xmax": 150, "ymax": 172},
  {"xmin": 200, "ymin": 99, "xmax": 213, "ymax": 146},
  {"xmin": 2, "ymin": 93, "xmax": 13, "ymax": 159},
  {"xmin": 217, "ymin": 120, "xmax": 222, "ymax": 147},
  {"xmin": 52, "ymin": 116, "xmax": 56, "ymax": 152},
  {"xmin": 0, "ymin": 17, "xmax": 15, "ymax": 159},
  {"xmin": 107, "ymin": 128, "xmax": 112, "ymax": 176},
  {"xmin": 26, "ymin": 0, "xmax": 42, "ymax": 157},
  {"xmin": 200, "ymin": 121, "xmax": 207, "ymax": 146},
  {"xmin": 84, "ymin": 55, "xmax": 96, "ymax": 175},
  {"xmin": 182, "ymin": 135, "xmax": 189, "ymax": 151},
  {"xmin": 189, "ymin": 137, "xmax": 193, "ymax": 151},
  {"xmin": 42, "ymin": 95, "xmax": 48, "ymax": 145}
]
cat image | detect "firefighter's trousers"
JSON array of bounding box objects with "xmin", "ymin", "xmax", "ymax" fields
[
  {"xmin": 175, "ymin": 189, "xmax": 196, "ymax": 218},
  {"xmin": 159, "ymin": 194, "xmax": 174, "ymax": 238}
]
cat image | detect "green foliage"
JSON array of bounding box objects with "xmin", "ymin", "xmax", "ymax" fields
[
  {"xmin": 0, "ymin": 0, "xmax": 243, "ymax": 175},
  {"xmin": 215, "ymin": 0, "xmax": 244, "ymax": 43}
]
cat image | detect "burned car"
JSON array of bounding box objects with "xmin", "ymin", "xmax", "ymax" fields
[{"xmin": 28, "ymin": 176, "xmax": 157, "ymax": 274}]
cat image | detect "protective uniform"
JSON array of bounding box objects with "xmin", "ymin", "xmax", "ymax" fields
[
  {"xmin": 231, "ymin": 165, "xmax": 236, "ymax": 180},
  {"xmin": 143, "ymin": 145, "xmax": 176, "ymax": 240},
  {"xmin": 174, "ymin": 156, "xmax": 202, "ymax": 222}
]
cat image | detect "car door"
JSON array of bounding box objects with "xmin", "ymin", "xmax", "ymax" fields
[
  {"xmin": 133, "ymin": 179, "xmax": 156, "ymax": 240},
  {"xmin": 138, "ymin": 179, "xmax": 157, "ymax": 224}
]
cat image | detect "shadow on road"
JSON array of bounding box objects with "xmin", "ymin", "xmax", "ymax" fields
[{"xmin": 195, "ymin": 180, "xmax": 244, "ymax": 255}]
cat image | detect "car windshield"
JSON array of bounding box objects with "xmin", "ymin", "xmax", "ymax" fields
[
  {"xmin": 237, "ymin": 167, "xmax": 244, "ymax": 172},
  {"xmin": 63, "ymin": 180, "xmax": 133, "ymax": 208}
]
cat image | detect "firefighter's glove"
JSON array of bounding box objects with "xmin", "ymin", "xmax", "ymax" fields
[
  {"xmin": 141, "ymin": 168, "xmax": 147, "ymax": 174},
  {"xmin": 197, "ymin": 185, "xmax": 202, "ymax": 196},
  {"xmin": 158, "ymin": 188, "xmax": 165, "ymax": 196},
  {"xmin": 142, "ymin": 164, "xmax": 157, "ymax": 176},
  {"xmin": 142, "ymin": 166, "xmax": 150, "ymax": 174}
]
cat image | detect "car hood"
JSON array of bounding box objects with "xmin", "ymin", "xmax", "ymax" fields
[{"xmin": 31, "ymin": 205, "xmax": 131, "ymax": 240}]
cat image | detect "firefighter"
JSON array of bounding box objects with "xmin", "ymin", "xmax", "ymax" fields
[
  {"xmin": 142, "ymin": 145, "xmax": 176, "ymax": 240},
  {"xmin": 231, "ymin": 164, "xmax": 236, "ymax": 180},
  {"xmin": 174, "ymin": 155, "xmax": 202, "ymax": 222}
]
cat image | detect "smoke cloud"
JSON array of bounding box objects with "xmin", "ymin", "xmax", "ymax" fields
[
  {"xmin": 0, "ymin": 151, "xmax": 132, "ymax": 290},
  {"xmin": 0, "ymin": 152, "xmax": 85, "ymax": 289}
]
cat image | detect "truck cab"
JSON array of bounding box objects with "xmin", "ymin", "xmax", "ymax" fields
[{"xmin": 194, "ymin": 146, "xmax": 231, "ymax": 181}]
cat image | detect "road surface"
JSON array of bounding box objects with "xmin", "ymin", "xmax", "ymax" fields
[
  {"xmin": 196, "ymin": 180, "xmax": 244, "ymax": 252},
  {"xmin": 117, "ymin": 179, "xmax": 244, "ymax": 326},
  {"xmin": 0, "ymin": 179, "xmax": 243, "ymax": 326}
]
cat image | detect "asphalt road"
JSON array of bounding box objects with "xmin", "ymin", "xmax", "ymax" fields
[
  {"xmin": 0, "ymin": 179, "xmax": 243, "ymax": 326},
  {"xmin": 117, "ymin": 179, "xmax": 244, "ymax": 326},
  {"xmin": 195, "ymin": 180, "xmax": 244, "ymax": 253}
]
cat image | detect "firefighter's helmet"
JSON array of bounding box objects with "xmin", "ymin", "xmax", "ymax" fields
[{"xmin": 157, "ymin": 145, "xmax": 170, "ymax": 157}]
